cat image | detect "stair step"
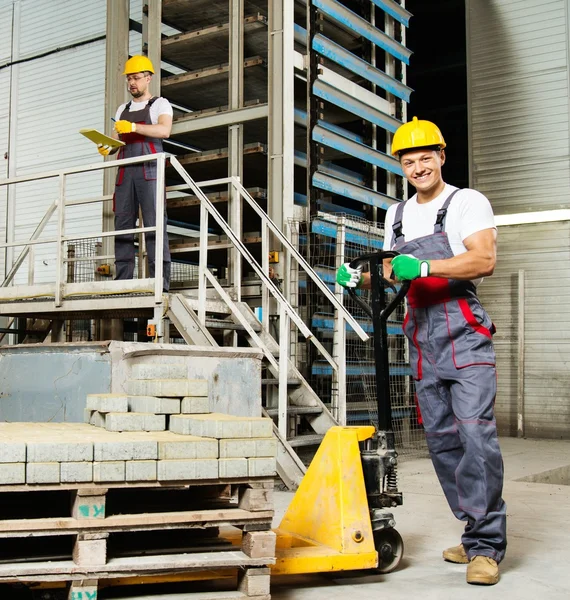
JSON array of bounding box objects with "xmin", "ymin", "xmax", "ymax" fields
[
  {"xmin": 288, "ymin": 433, "xmax": 325, "ymax": 448},
  {"xmin": 265, "ymin": 406, "xmax": 323, "ymax": 418},
  {"xmin": 204, "ymin": 317, "xmax": 261, "ymax": 332},
  {"xmin": 261, "ymin": 378, "xmax": 302, "ymax": 386}
]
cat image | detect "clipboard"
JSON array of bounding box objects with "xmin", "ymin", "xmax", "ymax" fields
[{"xmin": 79, "ymin": 128, "xmax": 125, "ymax": 148}]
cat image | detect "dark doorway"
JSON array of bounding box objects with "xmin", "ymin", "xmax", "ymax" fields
[{"xmin": 405, "ymin": 1, "xmax": 468, "ymax": 190}]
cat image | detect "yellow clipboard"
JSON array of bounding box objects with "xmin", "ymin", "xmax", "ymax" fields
[{"xmin": 79, "ymin": 128, "xmax": 125, "ymax": 148}]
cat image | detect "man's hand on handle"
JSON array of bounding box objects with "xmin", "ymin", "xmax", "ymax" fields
[
  {"xmin": 336, "ymin": 263, "xmax": 363, "ymax": 288},
  {"xmin": 391, "ymin": 254, "xmax": 430, "ymax": 281}
]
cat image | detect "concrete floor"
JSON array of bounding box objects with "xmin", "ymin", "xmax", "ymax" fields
[{"xmin": 270, "ymin": 437, "xmax": 570, "ymax": 600}]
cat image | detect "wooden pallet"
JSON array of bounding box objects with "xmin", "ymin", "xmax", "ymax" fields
[{"xmin": 0, "ymin": 479, "xmax": 276, "ymax": 597}]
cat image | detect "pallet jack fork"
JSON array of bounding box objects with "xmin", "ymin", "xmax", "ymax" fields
[{"xmin": 273, "ymin": 251, "xmax": 410, "ymax": 575}]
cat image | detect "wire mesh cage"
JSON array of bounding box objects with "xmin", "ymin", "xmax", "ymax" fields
[{"xmin": 293, "ymin": 213, "xmax": 428, "ymax": 459}]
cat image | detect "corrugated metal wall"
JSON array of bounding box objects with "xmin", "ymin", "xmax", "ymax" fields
[
  {"xmin": 1, "ymin": 0, "xmax": 106, "ymax": 284},
  {"xmin": 467, "ymin": 0, "xmax": 570, "ymax": 214},
  {"xmin": 467, "ymin": 0, "xmax": 570, "ymax": 438}
]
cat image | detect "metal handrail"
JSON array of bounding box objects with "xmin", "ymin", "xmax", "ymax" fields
[{"xmin": 0, "ymin": 153, "xmax": 166, "ymax": 304}]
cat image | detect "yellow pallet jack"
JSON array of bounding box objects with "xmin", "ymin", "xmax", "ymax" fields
[{"xmin": 273, "ymin": 250, "xmax": 410, "ymax": 575}]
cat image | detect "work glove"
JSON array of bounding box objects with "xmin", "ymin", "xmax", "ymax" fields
[
  {"xmin": 114, "ymin": 120, "xmax": 137, "ymax": 134},
  {"xmin": 336, "ymin": 263, "xmax": 363, "ymax": 288},
  {"xmin": 391, "ymin": 254, "xmax": 430, "ymax": 280},
  {"xmin": 97, "ymin": 144, "xmax": 111, "ymax": 156}
]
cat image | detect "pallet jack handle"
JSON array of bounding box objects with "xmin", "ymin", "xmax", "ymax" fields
[{"xmin": 347, "ymin": 251, "xmax": 410, "ymax": 433}]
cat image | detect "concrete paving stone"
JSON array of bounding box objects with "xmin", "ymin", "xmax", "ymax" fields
[
  {"xmin": 105, "ymin": 412, "xmax": 166, "ymax": 432},
  {"xmin": 126, "ymin": 379, "xmax": 208, "ymax": 398},
  {"xmin": 219, "ymin": 438, "xmax": 278, "ymax": 458},
  {"xmin": 157, "ymin": 459, "xmax": 218, "ymax": 481},
  {"xmin": 94, "ymin": 440, "xmax": 158, "ymax": 461},
  {"xmin": 248, "ymin": 457, "xmax": 277, "ymax": 477},
  {"xmin": 131, "ymin": 363, "xmax": 187, "ymax": 380},
  {"xmin": 83, "ymin": 409, "xmax": 93, "ymax": 424},
  {"xmin": 89, "ymin": 411, "xmax": 106, "ymax": 428},
  {"xmin": 125, "ymin": 460, "xmax": 157, "ymax": 482},
  {"xmin": 93, "ymin": 461, "xmax": 126, "ymax": 482},
  {"xmin": 27, "ymin": 462, "xmax": 60, "ymax": 484},
  {"xmin": 0, "ymin": 442, "xmax": 26, "ymax": 463},
  {"xmin": 60, "ymin": 462, "xmax": 94, "ymax": 483},
  {"xmin": 169, "ymin": 413, "xmax": 273, "ymax": 439},
  {"xmin": 27, "ymin": 442, "xmax": 93, "ymax": 463},
  {"xmin": 128, "ymin": 396, "xmax": 181, "ymax": 414},
  {"xmin": 158, "ymin": 437, "xmax": 218, "ymax": 460},
  {"xmin": 85, "ymin": 394, "xmax": 129, "ymax": 413},
  {"xmin": 180, "ymin": 396, "xmax": 210, "ymax": 414},
  {"xmin": 0, "ymin": 463, "xmax": 26, "ymax": 484},
  {"xmin": 219, "ymin": 457, "xmax": 249, "ymax": 478}
]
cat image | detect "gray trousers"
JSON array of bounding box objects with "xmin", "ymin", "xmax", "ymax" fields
[
  {"xmin": 410, "ymin": 303, "xmax": 507, "ymax": 563},
  {"xmin": 114, "ymin": 166, "xmax": 171, "ymax": 291}
]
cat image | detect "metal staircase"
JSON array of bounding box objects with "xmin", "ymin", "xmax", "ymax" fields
[
  {"xmin": 0, "ymin": 0, "xmax": 415, "ymax": 487},
  {"xmin": 0, "ymin": 152, "xmax": 368, "ymax": 489}
]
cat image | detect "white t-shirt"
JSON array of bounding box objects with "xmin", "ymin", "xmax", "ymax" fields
[
  {"xmin": 115, "ymin": 97, "xmax": 173, "ymax": 124},
  {"xmin": 382, "ymin": 184, "xmax": 496, "ymax": 286},
  {"xmin": 383, "ymin": 184, "xmax": 495, "ymax": 255}
]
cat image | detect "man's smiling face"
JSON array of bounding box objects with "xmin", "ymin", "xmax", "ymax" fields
[{"xmin": 400, "ymin": 148, "xmax": 445, "ymax": 195}]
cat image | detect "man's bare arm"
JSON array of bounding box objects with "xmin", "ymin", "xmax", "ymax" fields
[{"xmin": 427, "ymin": 228, "xmax": 496, "ymax": 280}]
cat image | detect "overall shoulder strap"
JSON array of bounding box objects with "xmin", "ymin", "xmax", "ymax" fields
[
  {"xmin": 391, "ymin": 200, "xmax": 407, "ymax": 248},
  {"xmin": 434, "ymin": 189, "xmax": 462, "ymax": 233}
]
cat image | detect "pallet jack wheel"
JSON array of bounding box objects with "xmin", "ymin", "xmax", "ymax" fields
[{"xmin": 374, "ymin": 528, "xmax": 404, "ymax": 573}]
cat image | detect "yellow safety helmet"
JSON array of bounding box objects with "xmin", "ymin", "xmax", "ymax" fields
[
  {"xmin": 123, "ymin": 55, "xmax": 155, "ymax": 75},
  {"xmin": 391, "ymin": 116, "xmax": 446, "ymax": 157}
]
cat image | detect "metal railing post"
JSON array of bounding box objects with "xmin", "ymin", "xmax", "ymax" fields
[
  {"xmin": 278, "ymin": 302, "xmax": 289, "ymax": 439},
  {"xmin": 55, "ymin": 174, "xmax": 66, "ymax": 307},
  {"xmin": 198, "ymin": 203, "xmax": 208, "ymax": 325},
  {"xmin": 333, "ymin": 216, "xmax": 347, "ymax": 424},
  {"xmin": 154, "ymin": 154, "xmax": 165, "ymax": 304}
]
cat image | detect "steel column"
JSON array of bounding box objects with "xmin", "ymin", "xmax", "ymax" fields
[{"xmin": 142, "ymin": 0, "xmax": 163, "ymax": 98}]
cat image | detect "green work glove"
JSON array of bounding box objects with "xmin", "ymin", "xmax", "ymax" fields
[
  {"xmin": 391, "ymin": 254, "xmax": 430, "ymax": 280},
  {"xmin": 336, "ymin": 262, "xmax": 363, "ymax": 288}
]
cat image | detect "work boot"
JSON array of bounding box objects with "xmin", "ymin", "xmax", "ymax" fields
[
  {"xmin": 442, "ymin": 543, "xmax": 468, "ymax": 564},
  {"xmin": 466, "ymin": 556, "xmax": 499, "ymax": 585}
]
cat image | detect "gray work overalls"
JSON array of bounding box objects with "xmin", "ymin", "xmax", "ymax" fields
[
  {"xmin": 391, "ymin": 189, "xmax": 507, "ymax": 562},
  {"xmin": 114, "ymin": 97, "xmax": 171, "ymax": 291}
]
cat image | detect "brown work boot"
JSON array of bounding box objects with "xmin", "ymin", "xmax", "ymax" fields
[
  {"xmin": 466, "ymin": 556, "xmax": 499, "ymax": 585},
  {"xmin": 442, "ymin": 543, "xmax": 468, "ymax": 564}
]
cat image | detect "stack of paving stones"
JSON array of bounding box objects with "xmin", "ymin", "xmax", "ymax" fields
[{"xmin": 0, "ymin": 362, "xmax": 277, "ymax": 485}]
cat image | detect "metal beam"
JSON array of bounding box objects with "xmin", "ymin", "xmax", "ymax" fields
[
  {"xmin": 313, "ymin": 78, "xmax": 401, "ymax": 133},
  {"xmin": 312, "ymin": 34, "xmax": 412, "ymax": 102},
  {"xmin": 312, "ymin": 171, "xmax": 399, "ymax": 211},
  {"xmin": 142, "ymin": 0, "xmax": 163, "ymax": 97},
  {"xmin": 172, "ymin": 105, "xmax": 268, "ymax": 135},
  {"xmin": 103, "ymin": 0, "xmax": 129, "ymax": 341},
  {"xmin": 312, "ymin": 124, "xmax": 403, "ymax": 176},
  {"xmin": 370, "ymin": 0, "xmax": 412, "ymax": 26},
  {"xmin": 313, "ymin": 0, "xmax": 411, "ymax": 64},
  {"xmin": 228, "ymin": 0, "xmax": 244, "ymax": 304}
]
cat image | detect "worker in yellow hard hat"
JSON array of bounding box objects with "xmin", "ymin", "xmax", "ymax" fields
[
  {"xmin": 337, "ymin": 117, "xmax": 505, "ymax": 586},
  {"xmin": 98, "ymin": 55, "xmax": 172, "ymax": 291}
]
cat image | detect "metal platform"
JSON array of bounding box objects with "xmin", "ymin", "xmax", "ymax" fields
[{"xmin": 0, "ymin": 279, "xmax": 159, "ymax": 320}]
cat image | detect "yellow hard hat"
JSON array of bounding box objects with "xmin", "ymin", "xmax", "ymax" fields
[
  {"xmin": 391, "ymin": 116, "xmax": 446, "ymax": 157},
  {"xmin": 123, "ymin": 55, "xmax": 155, "ymax": 75}
]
